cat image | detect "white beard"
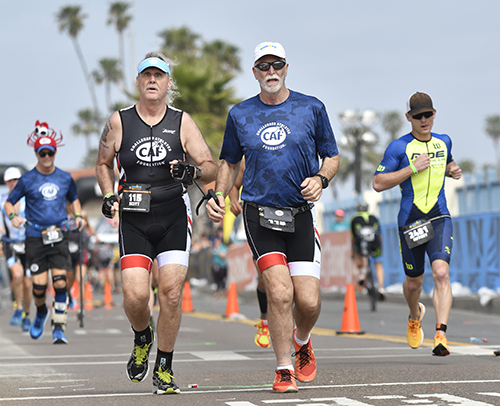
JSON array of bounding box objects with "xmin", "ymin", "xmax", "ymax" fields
[{"xmin": 259, "ymin": 73, "xmax": 286, "ymax": 94}]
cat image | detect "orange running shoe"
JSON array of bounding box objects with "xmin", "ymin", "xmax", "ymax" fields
[
  {"xmin": 272, "ymin": 369, "xmax": 298, "ymax": 392},
  {"xmin": 293, "ymin": 330, "xmax": 317, "ymax": 383},
  {"xmin": 254, "ymin": 319, "xmax": 271, "ymax": 348},
  {"xmin": 406, "ymin": 302, "xmax": 426, "ymax": 349},
  {"xmin": 432, "ymin": 331, "xmax": 450, "ymax": 356}
]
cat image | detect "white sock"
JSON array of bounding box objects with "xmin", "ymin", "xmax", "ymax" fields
[
  {"xmin": 294, "ymin": 332, "xmax": 310, "ymax": 346},
  {"xmin": 277, "ymin": 364, "xmax": 294, "ymax": 371}
]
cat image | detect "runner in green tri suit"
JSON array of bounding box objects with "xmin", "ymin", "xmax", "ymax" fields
[{"xmin": 373, "ymin": 92, "xmax": 462, "ymax": 357}]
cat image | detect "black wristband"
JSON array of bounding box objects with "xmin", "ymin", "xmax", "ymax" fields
[{"xmin": 315, "ymin": 174, "xmax": 329, "ymax": 189}]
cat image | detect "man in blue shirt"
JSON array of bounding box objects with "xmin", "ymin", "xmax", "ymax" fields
[
  {"xmin": 4, "ymin": 124, "xmax": 86, "ymax": 344},
  {"xmin": 207, "ymin": 42, "xmax": 339, "ymax": 393}
]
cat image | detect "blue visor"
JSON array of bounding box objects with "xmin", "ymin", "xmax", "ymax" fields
[{"xmin": 137, "ymin": 58, "xmax": 170, "ymax": 75}]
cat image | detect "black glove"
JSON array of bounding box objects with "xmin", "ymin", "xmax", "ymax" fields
[
  {"xmin": 172, "ymin": 161, "xmax": 196, "ymax": 185},
  {"xmin": 102, "ymin": 194, "xmax": 119, "ymax": 219}
]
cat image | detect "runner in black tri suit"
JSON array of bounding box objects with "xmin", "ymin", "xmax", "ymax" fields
[{"xmin": 96, "ymin": 51, "xmax": 217, "ymax": 395}]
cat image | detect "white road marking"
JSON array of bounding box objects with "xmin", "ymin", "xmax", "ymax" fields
[{"xmin": 190, "ymin": 351, "xmax": 251, "ymax": 360}]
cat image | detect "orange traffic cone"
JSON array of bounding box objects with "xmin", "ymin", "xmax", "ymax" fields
[
  {"xmin": 103, "ymin": 281, "xmax": 113, "ymax": 309},
  {"xmin": 225, "ymin": 283, "xmax": 240, "ymax": 318},
  {"xmin": 182, "ymin": 281, "xmax": 194, "ymax": 312},
  {"xmin": 84, "ymin": 281, "xmax": 94, "ymax": 310},
  {"xmin": 337, "ymin": 283, "xmax": 364, "ymax": 334},
  {"xmin": 48, "ymin": 284, "xmax": 55, "ymax": 299},
  {"xmin": 70, "ymin": 280, "xmax": 79, "ymax": 300}
]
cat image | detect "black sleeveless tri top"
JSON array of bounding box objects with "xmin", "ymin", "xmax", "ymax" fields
[{"xmin": 117, "ymin": 105, "xmax": 186, "ymax": 206}]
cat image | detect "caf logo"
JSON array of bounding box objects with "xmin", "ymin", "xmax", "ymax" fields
[
  {"xmin": 39, "ymin": 183, "xmax": 59, "ymax": 201},
  {"xmin": 135, "ymin": 139, "xmax": 168, "ymax": 163}
]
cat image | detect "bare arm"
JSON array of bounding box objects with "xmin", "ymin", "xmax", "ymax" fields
[
  {"xmin": 446, "ymin": 161, "xmax": 462, "ymax": 179},
  {"xmin": 301, "ymin": 155, "xmax": 340, "ymax": 202},
  {"xmin": 68, "ymin": 199, "xmax": 87, "ymax": 230},
  {"xmin": 177, "ymin": 112, "xmax": 218, "ymax": 184},
  {"xmin": 206, "ymin": 160, "xmax": 241, "ymax": 223},
  {"xmin": 373, "ymin": 153, "xmax": 430, "ymax": 192},
  {"xmin": 95, "ymin": 112, "xmax": 121, "ymax": 215},
  {"xmin": 228, "ymin": 159, "xmax": 245, "ymax": 216},
  {"xmin": 4, "ymin": 201, "xmax": 25, "ymax": 228}
]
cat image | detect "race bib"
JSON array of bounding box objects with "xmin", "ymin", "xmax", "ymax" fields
[
  {"xmin": 121, "ymin": 184, "xmax": 151, "ymax": 213},
  {"xmin": 259, "ymin": 206, "xmax": 295, "ymax": 233},
  {"xmin": 402, "ymin": 218, "xmax": 434, "ymax": 249},
  {"xmin": 41, "ymin": 226, "xmax": 63, "ymax": 245}
]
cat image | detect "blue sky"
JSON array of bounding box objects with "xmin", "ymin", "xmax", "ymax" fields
[{"xmin": 1, "ymin": 0, "xmax": 499, "ymax": 197}]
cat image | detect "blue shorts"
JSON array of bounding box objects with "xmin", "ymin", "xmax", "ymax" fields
[{"xmin": 399, "ymin": 217, "xmax": 453, "ymax": 277}]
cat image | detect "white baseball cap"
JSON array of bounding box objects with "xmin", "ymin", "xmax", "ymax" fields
[
  {"xmin": 253, "ymin": 42, "xmax": 286, "ymax": 63},
  {"xmin": 4, "ymin": 167, "xmax": 21, "ymax": 182}
]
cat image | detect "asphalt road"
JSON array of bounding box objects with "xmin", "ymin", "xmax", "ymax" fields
[{"xmin": 1, "ymin": 284, "xmax": 500, "ymax": 406}]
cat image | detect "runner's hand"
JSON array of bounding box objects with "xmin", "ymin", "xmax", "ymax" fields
[
  {"xmin": 171, "ymin": 161, "xmax": 196, "ymax": 185},
  {"xmin": 102, "ymin": 195, "xmax": 119, "ymax": 219}
]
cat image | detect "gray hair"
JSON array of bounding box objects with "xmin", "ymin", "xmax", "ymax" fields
[{"xmin": 139, "ymin": 51, "xmax": 179, "ymax": 105}]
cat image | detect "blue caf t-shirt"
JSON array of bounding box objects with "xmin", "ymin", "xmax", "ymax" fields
[
  {"xmin": 7, "ymin": 167, "xmax": 78, "ymax": 237},
  {"xmin": 220, "ymin": 90, "xmax": 338, "ymax": 207}
]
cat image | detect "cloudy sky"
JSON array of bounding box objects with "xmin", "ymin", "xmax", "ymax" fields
[{"xmin": 2, "ymin": 0, "xmax": 499, "ymax": 198}]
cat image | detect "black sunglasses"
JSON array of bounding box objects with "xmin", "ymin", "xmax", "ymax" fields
[
  {"xmin": 254, "ymin": 60, "xmax": 286, "ymax": 71},
  {"xmin": 38, "ymin": 150, "xmax": 55, "ymax": 158},
  {"xmin": 412, "ymin": 111, "xmax": 434, "ymax": 120}
]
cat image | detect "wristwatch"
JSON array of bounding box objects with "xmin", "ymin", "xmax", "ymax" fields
[
  {"xmin": 315, "ymin": 174, "xmax": 329, "ymax": 189},
  {"xmin": 195, "ymin": 167, "xmax": 202, "ymax": 180}
]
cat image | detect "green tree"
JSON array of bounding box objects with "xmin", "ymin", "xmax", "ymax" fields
[
  {"xmin": 56, "ymin": 5, "xmax": 99, "ymax": 113},
  {"xmin": 485, "ymin": 114, "xmax": 500, "ymax": 176},
  {"xmin": 92, "ymin": 58, "xmax": 123, "ymax": 113},
  {"xmin": 157, "ymin": 26, "xmax": 200, "ymax": 56},
  {"xmin": 203, "ymin": 40, "xmax": 241, "ymax": 73},
  {"xmin": 156, "ymin": 28, "xmax": 241, "ymax": 156},
  {"xmin": 382, "ymin": 110, "xmax": 404, "ymax": 144},
  {"xmin": 107, "ymin": 2, "xmax": 133, "ymax": 91},
  {"xmin": 71, "ymin": 108, "xmax": 102, "ymax": 165}
]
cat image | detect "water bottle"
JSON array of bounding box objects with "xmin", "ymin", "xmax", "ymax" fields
[{"xmin": 470, "ymin": 337, "xmax": 488, "ymax": 343}]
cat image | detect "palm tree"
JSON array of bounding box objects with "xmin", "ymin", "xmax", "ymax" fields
[
  {"xmin": 155, "ymin": 29, "xmax": 241, "ymax": 157},
  {"xmin": 172, "ymin": 54, "xmax": 239, "ymax": 157},
  {"xmin": 485, "ymin": 115, "xmax": 500, "ymax": 177},
  {"xmin": 71, "ymin": 108, "xmax": 102, "ymax": 162},
  {"xmin": 203, "ymin": 40, "xmax": 241, "ymax": 73},
  {"xmin": 157, "ymin": 26, "xmax": 200, "ymax": 57},
  {"xmin": 107, "ymin": 2, "xmax": 132, "ymax": 91},
  {"xmin": 56, "ymin": 5, "xmax": 99, "ymax": 113},
  {"xmin": 382, "ymin": 110, "xmax": 404, "ymax": 144},
  {"xmin": 336, "ymin": 132, "xmax": 383, "ymax": 195},
  {"xmin": 92, "ymin": 58, "xmax": 123, "ymax": 113}
]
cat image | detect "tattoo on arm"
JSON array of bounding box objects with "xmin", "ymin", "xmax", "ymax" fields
[{"xmin": 100, "ymin": 120, "xmax": 113, "ymax": 143}]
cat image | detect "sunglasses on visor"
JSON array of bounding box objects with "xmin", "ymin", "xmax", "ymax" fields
[
  {"xmin": 412, "ymin": 111, "xmax": 434, "ymax": 120},
  {"xmin": 254, "ymin": 60, "xmax": 286, "ymax": 71}
]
